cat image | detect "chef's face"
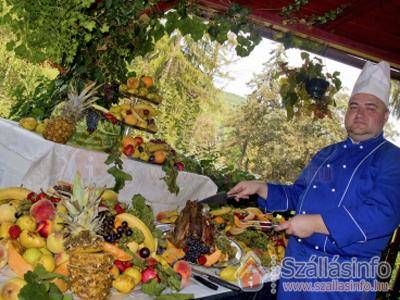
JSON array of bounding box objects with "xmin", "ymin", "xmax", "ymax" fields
[{"xmin": 345, "ymin": 93, "xmax": 389, "ymax": 142}]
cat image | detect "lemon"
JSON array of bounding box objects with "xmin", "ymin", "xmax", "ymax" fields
[{"xmin": 219, "ymin": 266, "xmax": 238, "ymax": 282}]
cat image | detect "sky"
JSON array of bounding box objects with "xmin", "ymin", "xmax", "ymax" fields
[{"xmin": 214, "ymin": 37, "xmax": 400, "ymax": 145}]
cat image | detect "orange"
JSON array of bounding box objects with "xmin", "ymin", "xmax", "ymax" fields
[
  {"xmin": 122, "ymin": 136, "xmax": 135, "ymax": 148},
  {"xmin": 214, "ymin": 216, "xmax": 225, "ymax": 224},
  {"xmin": 141, "ymin": 76, "xmax": 153, "ymax": 88},
  {"xmin": 127, "ymin": 77, "xmax": 139, "ymax": 89},
  {"xmin": 153, "ymin": 150, "xmax": 166, "ymax": 164}
]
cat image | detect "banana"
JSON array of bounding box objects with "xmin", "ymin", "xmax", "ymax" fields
[
  {"xmin": 115, "ymin": 213, "xmax": 156, "ymax": 253},
  {"xmin": 133, "ymin": 103, "xmax": 157, "ymax": 116},
  {"xmin": 147, "ymin": 143, "xmax": 171, "ymax": 153},
  {"xmin": 0, "ymin": 187, "xmax": 32, "ymax": 202}
]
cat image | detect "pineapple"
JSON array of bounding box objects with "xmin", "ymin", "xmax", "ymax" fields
[
  {"xmin": 43, "ymin": 82, "xmax": 100, "ymax": 144},
  {"xmin": 58, "ymin": 174, "xmax": 112, "ymax": 300}
]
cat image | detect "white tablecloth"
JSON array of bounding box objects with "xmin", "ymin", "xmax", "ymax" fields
[{"xmin": 0, "ymin": 118, "xmax": 217, "ymax": 214}]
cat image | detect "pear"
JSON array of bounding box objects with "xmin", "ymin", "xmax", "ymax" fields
[
  {"xmin": 46, "ymin": 233, "xmax": 64, "ymax": 254},
  {"xmin": 0, "ymin": 222, "xmax": 13, "ymax": 239},
  {"xmin": 37, "ymin": 254, "xmax": 55, "ymax": 272},
  {"xmin": 19, "ymin": 230, "xmax": 46, "ymax": 248},
  {"xmin": 0, "ymin": 203, "xmax": 17, "ymax": 223}
]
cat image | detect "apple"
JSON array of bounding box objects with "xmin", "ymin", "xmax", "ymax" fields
[
  {"xmin": 134, "ymin": 136, "xmax": 143, "ymax": 145},
  {"xmin": 46, "ymin": 232, "xmax": 65, "ymax": 254},
  {"xmin": 101, "ymin": 189, "xmax": 118, "ymax": 202},
  {"xmin": 37, "ymin": 220, "xmax": 52, "ymax": 238},
  {"xmin": 22, "ymin": 248, "xmax": 42, "ymax": 266},
  {"xmin": 19, "ymin": 230, "xmax": 46, "ymax": 248},
  {"xmin": 38, "ymin": 254, "xmax": 55, "ymax": 272},
  {"xmin": 112, "ymin": 274, "xmax": 135, "ymax": 293},
  {"xmin": 124, "ymin": 267, "xmax": 142, "ymax": 285},
  {"xmin": 1, "ymin": 277, "xmax": 27, "ymax": 300},
  {"xmin": 0, "ymin": 222, "xmax": 13, "ymax": 239},
  {"xmin": 16, "ymin": 215, "xmax": 37, "ymax": 232}
]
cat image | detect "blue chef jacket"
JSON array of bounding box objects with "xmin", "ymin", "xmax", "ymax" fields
[{"xmin": 258, "ymin": 133, "xmax": 400, "ymax": 299}]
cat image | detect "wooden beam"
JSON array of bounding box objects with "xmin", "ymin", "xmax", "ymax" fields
[{"xmin": 323, "ymin": 0, "xmax": 382, "ymax": 31}]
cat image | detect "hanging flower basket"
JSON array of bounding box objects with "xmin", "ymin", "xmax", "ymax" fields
[{"xmin": 276, "ymin": 52, "xmax": 342, "ymax": 119}]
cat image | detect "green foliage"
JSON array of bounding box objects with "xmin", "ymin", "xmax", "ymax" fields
[
  {"xmin": 0, "ymin": 28, "xmax": 55, "ymax": 119},
  {"xmin": 19, "ymin": 265, "xmax": 71, "ymax": 300},
  {"xmin": 105, "ymin": 144, "xmax": 133, "ymax": 192}
]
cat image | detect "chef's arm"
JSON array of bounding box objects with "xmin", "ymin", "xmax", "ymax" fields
[{"xmin": 275, "ymin": 214, "xmax": 329, "ymax": 237}]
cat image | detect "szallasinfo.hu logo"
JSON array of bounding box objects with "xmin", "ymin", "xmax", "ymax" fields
[{"xmin": 281, "ymin": 255, "xmax": 391, "ymax": 280}]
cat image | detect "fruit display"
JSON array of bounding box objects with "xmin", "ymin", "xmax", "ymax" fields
[
  {"xmin": 121, "ymin": 136, "xmax": 174, "ymax": 165},
  {"xmin": 0, "ymin": 177, "xmax": 187, "ymax": 299},
  {"xmin": 0, "ymin": 177, "xmax": 286, "ymax": 298},
  {"xmin": 94, "ymin": 100, "xmax": 158, "ymax": 133},
  {"xmin": 119, "ymin": 75, "xmax": 163, "ymax": 105}
]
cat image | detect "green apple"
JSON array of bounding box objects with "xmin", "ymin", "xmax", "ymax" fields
[
  {"xmin": 22, "ymin": 248, "xmax": 42, "ymax": 266},
  {"xmin": 19, "ymin": 230, "xmax": 45, "ymax": 248},
  {"xmin": 37, "ymin": 254, "xmax": 55, "ymax": 272},
  {"xmin": 16, "ymin": 215, "xmax": 37, "ymax": 232},
  {"xmin": 46, "ymin": 233, "xmax": 64, "ymax": 254},
  {"xmin": 1, "ymin": 277, "xmax": 27, "ymax": 300},
  {"xmin": 124, "ymin": 267, "xmax": 142, "ymax": 285}
]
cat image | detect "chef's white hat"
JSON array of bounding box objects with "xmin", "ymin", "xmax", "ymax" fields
[{"xmin": 351, "ymin": 61, "xmax": 391, "ymax": 106}]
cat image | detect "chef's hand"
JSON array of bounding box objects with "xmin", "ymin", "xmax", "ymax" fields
[
  {"xmin": 275, "ymin": 214, "xmax": 329, "ymax": 238},
  {"xmin": 227, "ymin": 180, "xmax": 267, "ymax": 201}
]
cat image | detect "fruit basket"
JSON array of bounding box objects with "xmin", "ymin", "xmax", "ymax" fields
[{"xmin": 119, "ymin": 75, "xmax": 163, "ymax": 105}]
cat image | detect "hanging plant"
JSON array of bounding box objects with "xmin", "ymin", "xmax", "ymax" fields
[{"xmin": 275, "ymin": 52, "xmax": 342, "ymax": 119}]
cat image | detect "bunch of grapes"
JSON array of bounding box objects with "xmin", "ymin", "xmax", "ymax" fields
[
  {"xmin": 86, "ymin": 108, "xmax": 100, "ymax": 134},
  {"xmin": 183, "ymin": 236, "xmax": 210, "ymax": 263},
  {"xmin": 98, "ymin": 211, "xmax": 135, "ymax": 243}
]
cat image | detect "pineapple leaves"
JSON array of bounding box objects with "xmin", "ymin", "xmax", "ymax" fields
[{"xmin": 72, "ymin": 173, "xmax": 85, "ymax": 209}]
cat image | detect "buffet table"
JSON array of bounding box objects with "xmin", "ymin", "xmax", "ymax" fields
[
  {"xmin": 0, "ymin": 117, "xmax": 280, "ymax": 299},
  {"xmin": 0, "ymin": 117, "xmax": 217, "ymax": 214}
]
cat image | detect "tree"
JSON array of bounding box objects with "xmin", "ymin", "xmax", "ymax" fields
[
  {"xmin": 128, "ymin": 33, "xmax": 236, "ymax": 152},
  {"xmin": 222, "ymin": 47, "xmax": 347, "ymax": 183}
]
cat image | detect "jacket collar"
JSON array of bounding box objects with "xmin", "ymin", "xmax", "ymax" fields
[{"xmin": 344, "ymin": 132, "xmax": 385, "ymax": 149}]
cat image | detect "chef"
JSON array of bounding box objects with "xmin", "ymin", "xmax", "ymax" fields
[{"xmin": 228, "ymin": 61, "xmax": 400, "ymax": 299}]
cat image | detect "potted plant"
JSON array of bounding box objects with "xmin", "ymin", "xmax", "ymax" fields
[{"xmin": 277, "ymin": 52, "xmax": 342, "ymax": 119}]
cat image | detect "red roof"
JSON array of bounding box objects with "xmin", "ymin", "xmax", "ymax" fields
[{"xmin": 194, "ymin": 0, "xmax": 400, "ymax": 78}]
